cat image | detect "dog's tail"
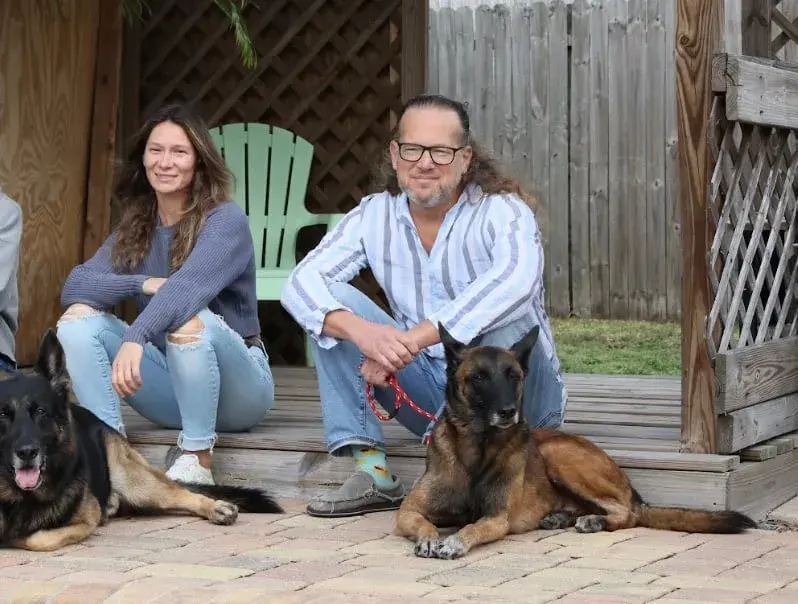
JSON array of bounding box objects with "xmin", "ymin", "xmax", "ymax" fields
[
  {"xmin": 636, "ymin": 505, "xmax": 756, "ymax": 533},
  {"xmin": 182, "ymin": 483, "xmax": 284, "ymax": 514}
]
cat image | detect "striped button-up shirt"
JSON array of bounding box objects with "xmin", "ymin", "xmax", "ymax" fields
[{"xmin": 281, "ymin": 183, "xmax": 556, "ymax": 365}]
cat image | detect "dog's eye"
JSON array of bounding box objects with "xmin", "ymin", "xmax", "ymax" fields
[
  {"xmin": 470, "ymin": 371, "xmax": 487, "ymax": 383},
  {"xmin": 33, "ymin": 407, "xmax": 47, "ymax": 417},
  {"xmin": 0, "ymin": 408, "xmax": 10, "ymax": 419}
]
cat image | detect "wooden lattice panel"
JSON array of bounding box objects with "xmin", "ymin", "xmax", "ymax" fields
[
  {"xmin": 132, "ymin": 0, "xmax": 403, "ymax": 216},
  {"xmin": 123, "ymin": 0, "xmax": 420, "ymax": 364},
  {"xmin": 706, "ymin": 94, "xmax": 798, "ymax": 360},
  {"xmin": 772, "ymin": 0, "xmax": 798, "ymax": 60}
]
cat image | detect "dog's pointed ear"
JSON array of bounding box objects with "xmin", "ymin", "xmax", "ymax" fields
[
  {"xmin": 438, "ymin": 323, "xmax": 465, "ymax": 364},
  {"xmin": 35, "ymin": 329, "xmax": 69, "ymax": 390},
  {"xmin": 510, "ymin": 325, "xmax": 539, "ymax": 372}
]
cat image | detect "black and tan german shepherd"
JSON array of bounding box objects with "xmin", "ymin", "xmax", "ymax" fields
[
  {"xmin": 395, "ymin": 324, "xmax": 756, "ymax": 560},
  {"xmin": 0, "ymin": 329, "xmax": 283, "ymax": 552}
]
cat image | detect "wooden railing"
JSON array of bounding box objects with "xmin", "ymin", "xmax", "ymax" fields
[{"xmin": 708, "ymin": 53, "xmax": 798, "ymax": 454}]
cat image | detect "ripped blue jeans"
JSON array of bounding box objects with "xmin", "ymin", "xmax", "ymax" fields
[{"xmin": 55, "ymin": 306, "xmax": 275, "ymax": 451}]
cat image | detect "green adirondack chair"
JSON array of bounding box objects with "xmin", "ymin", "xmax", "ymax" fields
[{"xmin": 208, "ymin": 122, "xmax": 345, "ymax": 366}]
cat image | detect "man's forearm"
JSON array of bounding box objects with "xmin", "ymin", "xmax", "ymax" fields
[
  {"xmin": 321, "ymin": 309, "xmax": 367, "ymax": 341},
  {"xmin": 407, "ymin": 320, "xmax": 440, "ymax": 351}
]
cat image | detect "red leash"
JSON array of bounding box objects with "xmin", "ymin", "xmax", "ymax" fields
[{"xmin": 363, "ymin": 369, "xmax": 436, "ymax": 423}]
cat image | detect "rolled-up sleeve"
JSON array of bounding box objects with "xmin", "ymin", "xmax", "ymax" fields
[
  {"xmin": 427, "ymin": 194, "xmax": 543, "ymax": 344},
  {"xmin": 280, "ymin": 202, "xmax": 369, "ymax": 349}
]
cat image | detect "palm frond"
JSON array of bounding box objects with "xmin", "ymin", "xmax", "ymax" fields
[
  {"xmin": 38, "ymin": 0, "xmax": 259, "ymax": 70},
  {"xmin": 120, "ymin": 0, "xmax": 150, "ymax": 23},
  {"xmin": 211, "ymin": 0, "xmax": 258, "ymax": 70}
]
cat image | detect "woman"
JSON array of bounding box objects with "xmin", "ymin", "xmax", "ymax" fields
[{"xmin": 57, "ymin": 103, "xmax": 274, "ymax": 485}]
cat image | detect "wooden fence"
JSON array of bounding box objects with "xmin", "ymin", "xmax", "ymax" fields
[
  {"xmin": 428, "ymin": 0, "xmax": 681, "ymax": 320},
  {"xmin": 428, "ymin": 0, "xmax": 798, "ymax": 322}
]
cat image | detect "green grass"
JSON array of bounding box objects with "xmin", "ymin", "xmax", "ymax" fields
[{"xmin": 549, "ymin": 317, "xmax": 682, "ymax": 376}]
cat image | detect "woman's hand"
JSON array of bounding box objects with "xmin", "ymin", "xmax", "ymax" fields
[
  {"xmin": 360, "ymin": 357, "xmax": 391, "ymax": 387},
  {"xmin": 142, "ymin": 277, "xmax": 167, "ymax": 295},
  {"xmin": 112, "ymin": 342, "xmax": 144, "ymax": 398}
]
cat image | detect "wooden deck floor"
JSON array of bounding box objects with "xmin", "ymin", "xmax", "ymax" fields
[{"xmin": 121, "ymin": 367, "xmax": 798, "ymax": 520}]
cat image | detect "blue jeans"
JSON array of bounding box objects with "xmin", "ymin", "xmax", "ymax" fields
[
  {"xmin": 0, "ymin": 353, "xmax": 16, "ymax": 375},
  {"xmin": 55, "ymin": 307, "xmax": 275, "ymax": 451},
  {"xmin": 311, "ymin": 283, "xmax": 567, "ymax": 457}
]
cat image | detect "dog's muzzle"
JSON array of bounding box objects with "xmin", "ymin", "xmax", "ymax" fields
[
  {"xmin": 490, "ymin": 408, "xmax": 520, "ymax": 429},
  {"xmin": 13, "ymin": 445, "xmax": 43, "ymax": 490}
]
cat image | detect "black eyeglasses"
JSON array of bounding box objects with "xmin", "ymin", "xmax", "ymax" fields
[{"xmin": 395, "ymin": 142, "xmax": 466, "ymax": 166}]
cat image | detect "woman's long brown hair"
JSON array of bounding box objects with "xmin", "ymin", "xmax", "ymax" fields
[{"xmin": 110, "ymin": 103, "xmax": 233, "ymax": 273}]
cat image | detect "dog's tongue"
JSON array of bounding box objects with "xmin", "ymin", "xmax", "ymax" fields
[{"xmin": 15, "ymin": 467, "xmax": 41, "ymax": 489}]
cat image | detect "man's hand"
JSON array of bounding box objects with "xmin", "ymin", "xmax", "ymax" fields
[
  {"xmin": 406, "ymin": 320, "xmax": 441, "ymax": 351},
  {"xmin": 360, "ymin": 358, "xmax": 391, "ymax": 386},
  {"xmin": 112, "ymin": 342, "xmax": 144, "ymax": 398},
  {"xmin": 142, "ymin": 277, "xmax": 167, "ymax": 295},
  {"xmin": 350, "ymin": 322, "xmax": 419, "ymax": 373}
]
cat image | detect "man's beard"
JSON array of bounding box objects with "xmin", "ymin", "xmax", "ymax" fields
[
  {"xmin": 406, "ymin": 189, "xmax": 450, "ymax": 208},
  {"xmin": 400, "ymin": 178, "xmax": 457, "ymax": 209}
]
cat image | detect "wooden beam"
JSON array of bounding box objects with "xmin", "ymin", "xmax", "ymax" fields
[
  {"xmin": 133, "ymin": 443, "xmax": 736, "ymax": 513},
  {"xmin": 676, "ymin": 0, "xmax": 722, "ymax": 454},
  {"xmin": 83, "ymin": 0, "xmax": 123, "ymax": 262},
  {"xmin": 401, "ymin": 0, "xmax": 428, "ymax": 103},
  {"xmin": 715, "ymin": 335, "xmax": 798, "ymax": 413},
  {"xmin": 716, "ymin": 53, "xmax": 798, "ymax": 130},
  {"xmin": 716, "ymin": 392, "xmax": 798, "ymax": 453},
  {"xmin": 727, "ymin": 449, "xmax": 798, "ymax": 519}
]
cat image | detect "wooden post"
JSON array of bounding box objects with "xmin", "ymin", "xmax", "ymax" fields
[
  {"xmin": 741, "ymin": 0, "xmax": 771, "ymax": 57},
  {"xmin": 83, "ymin": 0, "xmax": 124, "ymax": 262},
  {"xmin": 676, "ymin": 0, "xmax": 722, "ymax": 454},
  {"xmin": 401, "ymin": 0, "xmax": 428, "ymax": 103},
  {"xmin": 723, "ymin": 0, "xmax": 771, "ymax": 58}
]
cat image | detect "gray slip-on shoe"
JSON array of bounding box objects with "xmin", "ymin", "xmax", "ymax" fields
[{"xmin": 306, "ymin": 470, "xmax": 405, "ymax": 517}]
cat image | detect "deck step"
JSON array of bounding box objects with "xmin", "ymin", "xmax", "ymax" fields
[{"xmin": 117, "ymin": 366, "xmax": 798, "ymax": 520}]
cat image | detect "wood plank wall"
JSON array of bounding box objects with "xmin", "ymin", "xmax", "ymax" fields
[{"xmin": 0, "ymin": 0, "xmax": 101, "ymax": 365}]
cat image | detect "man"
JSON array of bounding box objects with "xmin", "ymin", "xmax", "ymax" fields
[
  {"xmin": 0, "ymin": 189, "xmax": 22, "ymax": 374},
  {"xmin": 281, "ymin": 93, "xmax": 567, "ymax": 517}
]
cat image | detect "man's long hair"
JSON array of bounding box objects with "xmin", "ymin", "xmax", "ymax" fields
[{"xmin": 371, "ymin": 94, "xmax": 540, "ymax": 214}]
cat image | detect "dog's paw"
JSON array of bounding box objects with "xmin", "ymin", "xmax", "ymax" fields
[
  {"xmin": 209, "ymin": 500, "xmax": 239, "ymax": 525},
  {"xmin": 540, "ymin": 511, "xmax": 573, "ymax": 530},
  {"xmin": 435, "ymin": 535, "xmax": 468, "ymax": 560},
  {"xmin": 574, "ymin": 514, "xmax": 607, "ymax": 533},
  {"xmin": 414, "ymin": 537, "xmax": 442, "ymax": 558},
  {"xmin": 106, "ymin": 492, "xmax": 120, "ymax": 518}
]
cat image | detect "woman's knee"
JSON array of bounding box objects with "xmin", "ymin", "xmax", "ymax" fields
[
  {"xmin": 217, "ymin": 390, "xmax": 274, "ymax": 432},
  {"xmin": 166, "ymin": 313, "xmax": 205, "ymax": 345},
  {"xmin": 56, "ymin": 304, "xmax": 116, "ymax": 346},
  {"xmin": 58, "ymin": 303, "xmax": 105, "ymax": 323}
]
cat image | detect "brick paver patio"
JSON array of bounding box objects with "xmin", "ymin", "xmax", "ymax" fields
[{"xmin": 3, "ymin": 498, "xmax": 798, "ymax": 603}]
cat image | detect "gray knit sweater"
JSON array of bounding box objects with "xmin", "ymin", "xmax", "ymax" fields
[
  {"xmin": 0, "ymin": 192, "xmax": 22, "ymax": 364},
  {"xmin": 61, "ymin": 201, "xmax": 260, "ymax": 350}
]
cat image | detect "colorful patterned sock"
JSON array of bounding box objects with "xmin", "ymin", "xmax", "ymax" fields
[{"xmin": 351, "ymin": 446, "xmax": 394, "ymax": 489}]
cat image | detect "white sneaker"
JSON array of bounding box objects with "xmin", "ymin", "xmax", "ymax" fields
[{"xmin": 165, "ymin": 453, "xmax": 214, "ymax": 485}]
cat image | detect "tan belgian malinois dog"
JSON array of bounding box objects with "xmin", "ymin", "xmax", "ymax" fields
[{"xmin": 395, "ymin": 324, "xmax": 756, "ymax": 560}]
